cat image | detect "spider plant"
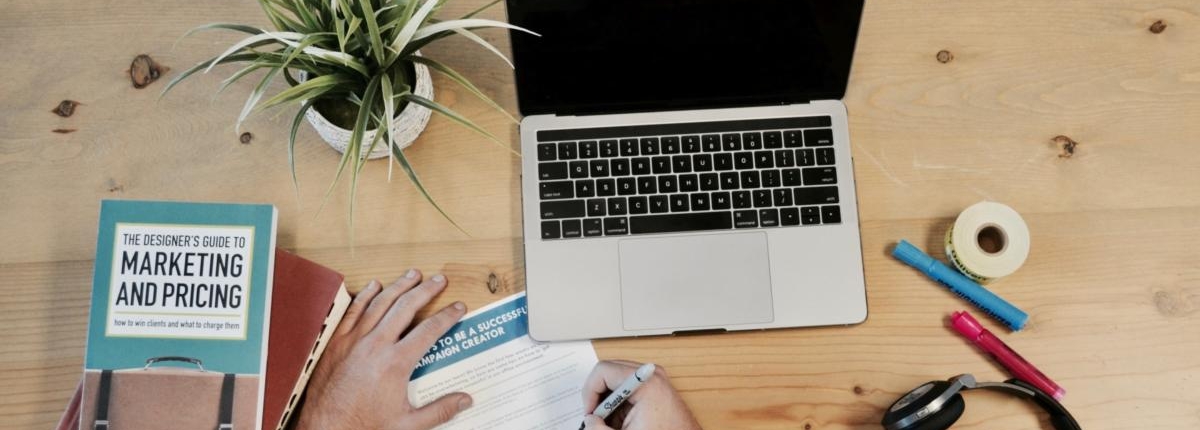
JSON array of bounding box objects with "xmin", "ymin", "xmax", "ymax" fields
[{"xmin": 163, "ymin": 0, "xmax": 536, "ymax": 233}]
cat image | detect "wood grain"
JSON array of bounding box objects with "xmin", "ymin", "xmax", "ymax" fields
[{"xmin": 2, "ymin": 0, "xmax": 1199, "ymax": 429}]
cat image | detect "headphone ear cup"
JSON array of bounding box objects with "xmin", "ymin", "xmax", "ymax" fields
[{"xmin": 903, "ymin": 394, "xmax": 965, "ymax": 430}]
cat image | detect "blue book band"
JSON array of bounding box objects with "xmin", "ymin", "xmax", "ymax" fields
[{"xmin": 893, "ymin": 240, "xmax": 1029, "ymax": 331}]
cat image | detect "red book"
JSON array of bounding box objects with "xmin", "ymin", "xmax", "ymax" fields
[{"xmin": 59, "ymin": 248, "xmax": 350, "ymax": 430}]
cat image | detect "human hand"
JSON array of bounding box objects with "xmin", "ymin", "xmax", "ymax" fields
[
  {"xmin": 581, "ymin": 360, "xmax": 702, "ymax": 430},
  {"xmin": 295, "ymin": 269, "xmax": 471, "ymax": 430}
]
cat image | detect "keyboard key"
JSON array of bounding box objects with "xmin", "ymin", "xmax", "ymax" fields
[
  {"xmin": 539, "ymin": 162, "xmax": 568, "ymax": 180},
  {"xmin": 569, "ymin": 161, "xmax": 588, "ymax": 179},
  {"xmin": 682, "ymin": 135, "xmax": 701, "ymax": 153},
  {"xmin": 652, "ymin": 156, "xmax": 671, "ymax": 174},
  {"xmin": 690, "ymin": 193, "xmax": 710, "ymax": 211},
  {"xmin": 720, "ymin": 172, "xmax": 740, "ymax": 190},
  {"xmin": 629, "ymin": 196, "xmax": 648, "ymax": 214},
  {"xmin": 801, "ymin": 206, "xmax": 820, "ymax": 225},
  {"xmin": 783, "ymin": 130, "xmax": 803, "ymax": 147},
  {"xmin": 662, "ymin": 136, "xmax": 680, "ymax": 154},
  {"xmin": 734, "ymin": 210, "xmax": 758, "ymax": 228},
  {"xmin": 714, "ymin": 153, "xmax": 733, "ymax": 171},
  {"xmin": 761, "ymin": 170, "xmax": 781, "ymax": 188},
  {"xmin": 579, "ymin": 141, "xmax": 598, "ymax": 158},
  {"xmin": 782, "ymin": 168, "xmax": 802, "ymax": 186},
  {"xmin": 759, "ymin": 209, "xmax": 779, "ymax": 227},
  {"xmin": 596, "ymin": 179, "xmax": 616, "ymax": 196},
  {"xmin": 794, "ymin": 186, "xmax": 840, "ymax": 205},
  {"xmin": 658, "ymin": 175, "xmax": 678, "ymax": 193},
  {"xmin": 773, "ymin": 188, "xmax": 792, "ymax": 206},
  {"xmin": 637, "ymin": 176, "xmax": 657, "ymax": 194},
  {"xmin": 629, "ymin": 212, "xmax": 732, "ymax": 234},
  {"xmin": 804, "ymin": 128, "xmax": 833, "ymax": 146},
  {"xmin": 740, "ymin": 171, "xmax": 761, "ymax": 188},
  {"xmin": 649, "ymin": 195, "xmax": 670, "ymax": 213},
  {"xmin": 711, "ymin": 192, "xmax": 732, "ymax": 209},
  {"xmin": 617, "ymin": 177, "xmax": 637, "ymax": 195},
  {"xmin": 587, "ymin": 199, "xmax": 607, "ymax": 217},
  {"xmin": 575, "ymin": 180, "xmax": 596, "ymax": 198},
  {"xmin": 816, "ymin": 147, "xmax": 835, "ymax": 165},
  {"xmin": 540, "ymin": 181, "xmax": 574, "ymax": 199},
  {"xmin": 672, "ymin": 155, "xmax": 692, "ymax": 173},
  {"xmin": 620, "ymin": 139, "xmax": 639, "ymax": 156},
  {"xmin": 589, "ymin": 160, "xmax": 609, "ymax": 177},
  {"xmin": 702, "ymin": 134, "xmax": 721, "ymax": 152},
  {"xmin": 734, "ymin": 152, "xmax": 754, "ymax": 170},
  {"xmin": 764, "ymin": 131, "xmax": 783, "ymax": 148},
  {"xmin": 541, "ymin": 200, "xmax": 585, "ymax": 219},
  {"xmin": 561, "ymin": 219, "xmax": 582, "ymax": 238},
  {"xmin": 640, "ymin": 137, "xmax": 660, "ymax": 155},
  {"xmin": 753, "ymin": 190, "xmax": 772, "ymax": 207},
  {"xmin": 733, "ymin": 191, "xmax": 752, "ymax": 208},
  {"xmin": 781, "ymin": 207, "xmax": 800, "ymax": 226},
  {"xmin": 755, "ymin": 151, "xmax": 774, "ymax": 169},
  {"xmin": 537, "ymin": 143, "xmax": 557, "ymax": 161},
  {"xmin": 692, "ymin": 154, "xmax": 713, "ymax": 172},
  {"xmin": 608, "ymin": 197, "xmax": 628, "ymax": 215},
  {"xmin": 541, "ymin": 221, "xmax": 561, "ymax": 239},
  {"xmin": 611, "ymin": 158, "xmax": 630, "ymax": 176},
  {"xmin": 802, "ymin": 167, "xmax": 837, "ymax": 185},
  {"xmin": 743, "ymin": 132, "xmax": 763, "ymax": 150},
  {"xmin": 679, "ymin": 174, "xmax": 699, "ymax": 192},
  {"xmin": 605, "ymin": 217, "xmax": 629, "ymax": 235},
  {"xmin": 774, "ymin": 150, "xmax": 794, "ymax": 168},
  {"xmin": 700, "ymin": 173, "xmax": 719, "ymax": 191},
  {"xmin": 670, "ymin": 194, "xmax": 689, "ymax": 212},
  {"xmin": 722, "ymin": 133, "xmax": 742, "ymax": 151},
  {"xmin": 797, "ymin": 149, "xmax": 815, "ymax": 166},
  {"xmin": 600, "ymin": 140, "xmax": 619, "ymax": 157},
  {"xmin": 558, "ymin": 141, "xmax": 578, "ymax": 159},
  {"xmin": 821, "ymin": 205, "xmax": 841, "ymax": 224},
  {"xmin": 584, "ymin": 219, "xmax": 603, "ymax": 236},
  {"xmin": 631, "ymin": 157, "xmax": 651, "ymax": 175}
]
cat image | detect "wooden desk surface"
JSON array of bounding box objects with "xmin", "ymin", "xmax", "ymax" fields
[{"xmin": 3, "ymin": 0, "xmax": 1199, "ymax": 428}]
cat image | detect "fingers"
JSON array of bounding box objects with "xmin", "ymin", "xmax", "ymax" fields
[
  {"xmin": 355, "ymin": 269, "xmax": 423, "ymax": 338},
  {"xmin": 373, "ymin": 274, "xmax": 451, "ymax": 341},
  {"xmin": 580, "ymin": 414, "xmax": 616, "ymax": 430},
  {"xmin": 405, "ymin": 392, "xmax": 473, "ymax": 429},
  {"xmin": 581, "ymin": 361, "xmax": 641, "ymax": 411},
  {"xmin": 397, "ymin": 301, "xmax": 467, "ymax": 356},
  {"xmin": 335, "ymin": 280, "xmax": 381, "ymax": 336}
]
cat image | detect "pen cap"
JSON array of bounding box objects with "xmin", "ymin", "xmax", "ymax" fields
[
  {"xmin": 893, "ymin": 240, "xmax": 935, "ymax": 271},
  {"xmin": 950, "ymin": 311, "xmax": 985, "ymax": 339}
]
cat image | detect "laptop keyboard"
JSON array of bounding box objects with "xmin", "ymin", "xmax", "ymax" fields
[{"xmin": 535, "ymin": 116, "xmax": 842, "ymax": 240}]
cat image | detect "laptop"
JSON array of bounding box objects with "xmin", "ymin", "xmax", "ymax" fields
[{"xmin": 508, "ymin": 0, "xmax": 868, "ymax": 341}]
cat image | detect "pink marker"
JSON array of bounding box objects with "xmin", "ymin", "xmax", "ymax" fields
[{"xmin": 950, "ymin": 311, "xmax": 1066, "ymax": 400}]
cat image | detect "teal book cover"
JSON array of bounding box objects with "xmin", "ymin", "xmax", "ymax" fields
[{"xmin": 81, "ymin": 200, "xmax": 278, "ymax": 430}]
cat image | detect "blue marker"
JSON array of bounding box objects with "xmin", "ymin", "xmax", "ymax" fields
[{"xmin": 893, "ymin": 240, "xmax": 1029, "ymax": 331}]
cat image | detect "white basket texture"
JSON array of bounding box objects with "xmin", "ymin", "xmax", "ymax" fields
[{"xmin": 301, "ymin": 59, "xmax": 434, "ymax": 160}]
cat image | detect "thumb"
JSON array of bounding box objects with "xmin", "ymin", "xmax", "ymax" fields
[
  {"xmin": 407, "ymin": 393, "xmax": 472, "ymax": 429},
  {"xmin": 580, "ymin": 414, "xmax": 616, "ymax": 430}
]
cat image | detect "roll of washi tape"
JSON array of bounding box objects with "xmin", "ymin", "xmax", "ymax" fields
[{"xmin": 944, "ymin": 202, "xmax": 1030, "ymax": 284}]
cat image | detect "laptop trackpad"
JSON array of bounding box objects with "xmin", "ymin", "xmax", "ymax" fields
[{"xmin": 618, "ymin": 233, "xmax": 775, "ymax": 331}]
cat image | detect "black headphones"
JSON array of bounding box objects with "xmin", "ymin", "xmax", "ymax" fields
[{"xmin": 881, "ymin": 374, "xmax": 1081, "ymax": 430}]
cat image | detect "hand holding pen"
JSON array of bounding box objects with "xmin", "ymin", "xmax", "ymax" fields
[{"xmin": 580, "ymin": 361, "xmax": 702, "ymax": 430}]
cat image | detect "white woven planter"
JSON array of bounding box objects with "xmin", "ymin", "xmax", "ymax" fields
[{"xmin": 302, "ymin": 61, "xmax": 434, "ymax": 160}]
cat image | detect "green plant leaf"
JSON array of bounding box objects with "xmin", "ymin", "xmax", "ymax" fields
[
  {"xmin": 236, "ymin": 66, "xmax": 282, "ymax": 132},
  {"xmin": 384, "ymin": 0, "xmax": 441, "ymax": 67},
  {"xmin": 216, "ymin": 62, "xmax": 270, "ymax": 96},
  {"xmin": 446, "ymin": 28, "xmax": 512, "ymax": 68},
  {"xmin": 319, "ymin": 75, "xmax": 381, "ymax": 220},
  {"xmin": 409, "ymin": 55, "xmax": 516, "ymax": 123},
  {"xmin": 160, "ymin": 52, "xmax": 263, "ymax": 98},
  {"xmin": 206, "ymin": 32, "xmax": 300, "ymax": 73},
  {"xmin": 175, "ymin": 23, "xmax": 263, "ymax": 50},
  {"xmin": 412, "ymin": 18, "xmax": 538, "ymax": 41},
  {"xmin": 389, "ymin": 140, "xmax": 468, "ymax": 234},
  {"xmin": 357, "ymin": 0, "xmax": 388, "ymax": 65},
  {"xmin": 254, "ymin": 73, "xmax": 354, "ymax": 114},
  {"xmin": 380, "ymin": 78, "xmax": 398, "ymax": 181},
  {"xmin": 288, "ymin": 98, "xmax": 317, "ymax": 201},
  {"xmin": 401, "ymin": 92, "xmax": 519, "ymax": 156}
]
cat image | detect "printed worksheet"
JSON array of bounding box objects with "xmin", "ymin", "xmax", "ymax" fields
[{"xmin": 409, "ymin": 293, "xmax": 598, "ymax": 430}]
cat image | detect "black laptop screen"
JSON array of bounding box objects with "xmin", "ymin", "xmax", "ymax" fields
[{"xmin": 505, "ymin": 0, "xmax": 864, "ymax": 116}]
